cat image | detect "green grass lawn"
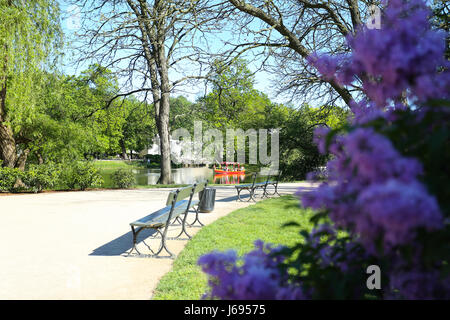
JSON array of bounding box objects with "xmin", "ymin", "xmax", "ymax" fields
[
  {"xmin": 152, "ymin": 195, "xmax": 314, "ymax": 300},
  {"xmin": 92, "ymin": 160, "xmax": 149, "ymax": 170}
]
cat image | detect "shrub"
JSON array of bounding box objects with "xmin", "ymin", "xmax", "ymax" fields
[
  {"xmin": 64, "ymin": 161, "xmax": 104, "ymax": 190},
  {"xmin": 22, "ymin": 163, "xmax": 61, "ymax": 193},
  {"xmin": 1, "ymin": 161, "xmax": 102, "ymax": 192},
  {"xmin": 0, "ymin": 166, "xmax": 22, "ymax": 192},
  {"xmin": 111, "ymin": 168, "xmax": 135, "ymax": 189}
]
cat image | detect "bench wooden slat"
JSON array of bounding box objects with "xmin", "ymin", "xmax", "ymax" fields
[
  {"xmin": 171, "ymin": 199, "xmax": 199, "ymax": 216},
  {"xmin": 130, "ymin": 207, "xmax": 170, "ymax": 227},
  {"xmin": 235, "ymin": 184, "xmax": 253, "ymax": 189},
  {"xmin": 166, "ymin": 185, "xmax": 194, "ymax": 206},
  {"xmin": 194, "ymin": 181, "xmax": 207, "ymax": 193}
]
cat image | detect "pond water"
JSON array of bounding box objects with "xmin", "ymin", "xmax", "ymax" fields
[{"xmin": 100, "ymin": 167, "xmax": 268, "ymax": 187}]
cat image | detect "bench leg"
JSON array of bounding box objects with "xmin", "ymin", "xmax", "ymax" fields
[
  {"xmin": 153, "ymin": 228, "xmax": 175, "ymax": 258},
  {"xmin": 129, "ymin": 225, "xmax": 174, "ymax": 258},
  {"xmin": 172, "ymin": 216, "xmax": 184, "ymax": 226},
  {"xmin": 187, "ymin": 206, "xmax": 204, "ymax": 227},
  {"xmin": 264, "ymin": 183, "xmax": 279, "ymax": 197},
  {"xmin": 131, "ymin": 226, "xmax": 155, "ymax": 255},
  {"xmin": 274, "ymin": 183, "xmax": 280, "ymax": 196},
  {"xmin": 249, "ymin": 188, "xmax": 256, "ymax": 202},
  {"xmin": 130, "ymin": 226, "xmax": 140, "ymax": 255},
  {"xmin": 262, "ymin": 184, "xmax": 269, "ymax": 198},
  {"xmin": 236, "ymin": 188, "xmax": 242, "ymax": 201},
  {"xmin": 237, "ymin": 188, "xmax": 255, "ymax": 202},
  {"xmin": 171, "ymin": 213, "xmax": 192, "ymax": 240}
]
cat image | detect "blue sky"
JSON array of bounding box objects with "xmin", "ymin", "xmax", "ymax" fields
[{"xmin": 57, "ymin": 0, "xmax": 281, "ymax": 104}]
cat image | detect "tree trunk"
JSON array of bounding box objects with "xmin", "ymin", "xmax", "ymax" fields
[
  {"xmin": 120, "ymin": 139, "xmax": 129, "ymax": 160},
  {"xmin": 0, "ymin": 66, "xmax": 17, "ymax": 168},
  {"xmin": 15, "ymin": 148, "xmax": 29, "ymax": 171},
  {"xmin": 156, "ymin": 38, "xmax": 173, "ymax": 184},
  {"xmin": 12, "ymin": 148, "xmax": 29, "ymax": 188},
  {"xmin": 0, "ymin": 49, "xmax": 17, "ymax": 168},
  {"xmin": 125, "ymin": 0, "xmax": 173, "ymax": 184},
  {"xmin": 0, "ymin": 124, "xmax": 17, "ymax": 168},
  {"xmin": 157, "ymin": 94, "xmax": 172, "ymax": 184}
]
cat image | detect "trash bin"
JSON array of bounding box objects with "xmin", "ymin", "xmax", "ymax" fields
[{"xmin": 198, "ymin": 188, "xmax": 216, "ymax": 213}]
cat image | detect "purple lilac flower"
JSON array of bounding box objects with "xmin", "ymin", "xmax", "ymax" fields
[
  {"xmin": 197, "ymin": 250, "xmax": 238, "ymax": 278},
  {"xmin": 301, "ymin": 126, "xmax": 442, "ymax": 254},
  {"xmin": 308, "ymin": 0, "xmax": 450, "ymax": 108},
  {"xmin": 198, "ymin": 241, "xmax": 310, "ymax": 300},
  {"xmin": 352, "ymin": 0, "xmax": 450, "ymax": 106},
  {"xmin": 349, "ymin": 100, "xmax": 408, "ymax": 125},
  {"xmin": 305, "ymin": 127, "xmax": 423, "ymax": 190},
  {"xmin": 349, "ymin": 99, "xmax": 386, "ymax": 124},
  {"xmin": 306, "ymin": 53, "xmax": 351, "ymax": 84},
  {"xmin": 197, "ymin": 250, "xmax": 240, "ymax": 299},
  {"xmin": 356, "ymin": 179, "xmax": 443, "ymax": 254},
  {"xmin": 301, "ymin": 183, "xmax": 334, "ymax": 211}
]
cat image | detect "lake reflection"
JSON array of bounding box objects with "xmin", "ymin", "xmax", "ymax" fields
[
  {"xmin": 141, "ymin": 167, "xmax": 214, "ymax": 185},
  {"xmin": 101, "ymin": 167, "xmax": 267, "ymax": 187}
]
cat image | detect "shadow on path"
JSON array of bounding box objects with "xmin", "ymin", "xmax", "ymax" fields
[{"xmin": 90, "ymin": 228, "xmax": 157, "ymax": 256}]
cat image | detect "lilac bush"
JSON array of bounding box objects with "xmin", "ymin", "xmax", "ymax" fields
[{"xmin": 199, "ymin": 0, "xmax": 450, "ymax": 299}]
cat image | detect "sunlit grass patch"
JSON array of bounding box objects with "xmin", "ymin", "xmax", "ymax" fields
[{"xmin": 152, "ymin": 195, "xmax": 314, "ymax": 300}]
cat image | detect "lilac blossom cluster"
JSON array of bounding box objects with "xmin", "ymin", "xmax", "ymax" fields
[
  {"xmin": 302, "ymin": 127, "xmax": 443, "ymax": 255},
  {"xmin": 307, "ymin": 0, "xmax": 450, "ymax": 110},
  {"xmin": 198, "ymin": 240, "xmax": 308, "ymax": 300}
]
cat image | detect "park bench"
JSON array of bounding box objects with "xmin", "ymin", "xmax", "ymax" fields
[
  {"xmin": 235, "ymin": 173, "xmax": 257, "ymax": 202},
  {"xmin": 129, "ymin": 181, "xmax": 208, "ymax": 258},
  {"xmin": 254, "ymin": 170, "xmax": 282, "ymax": 198},
  {"xmin": 235, "ymin": 171, "xmax": 283, "ymax": 201},
  {"xmin": 264, "ymin": 170, "xmax": 282, "ymax": 197},
  {"xmin": 235, "ymin": 173, "xmax": 268, "ymax": 202}
]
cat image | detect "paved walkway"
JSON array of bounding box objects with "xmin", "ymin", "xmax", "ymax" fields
[{"xmin": 0, "ymin": 182, "xmax": 317, "ymax": 299}]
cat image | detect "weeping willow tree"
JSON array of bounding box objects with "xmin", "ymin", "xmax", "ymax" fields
[{"xmin": 0, "ymin": 0, "xmax": 62, "ymax": 168}]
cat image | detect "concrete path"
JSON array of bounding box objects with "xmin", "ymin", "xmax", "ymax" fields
[{"xmin": 0, "ymin": 182, "xmax": 316, "ymax": 300}]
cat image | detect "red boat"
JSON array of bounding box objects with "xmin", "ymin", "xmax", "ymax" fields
[
  {"xmin": 213, "ymin": 172, "xmax": 246, "ymax": 184},
  {"xmin": 213, "ymin": 162, "xmax": 245, "ymax": 174}
]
